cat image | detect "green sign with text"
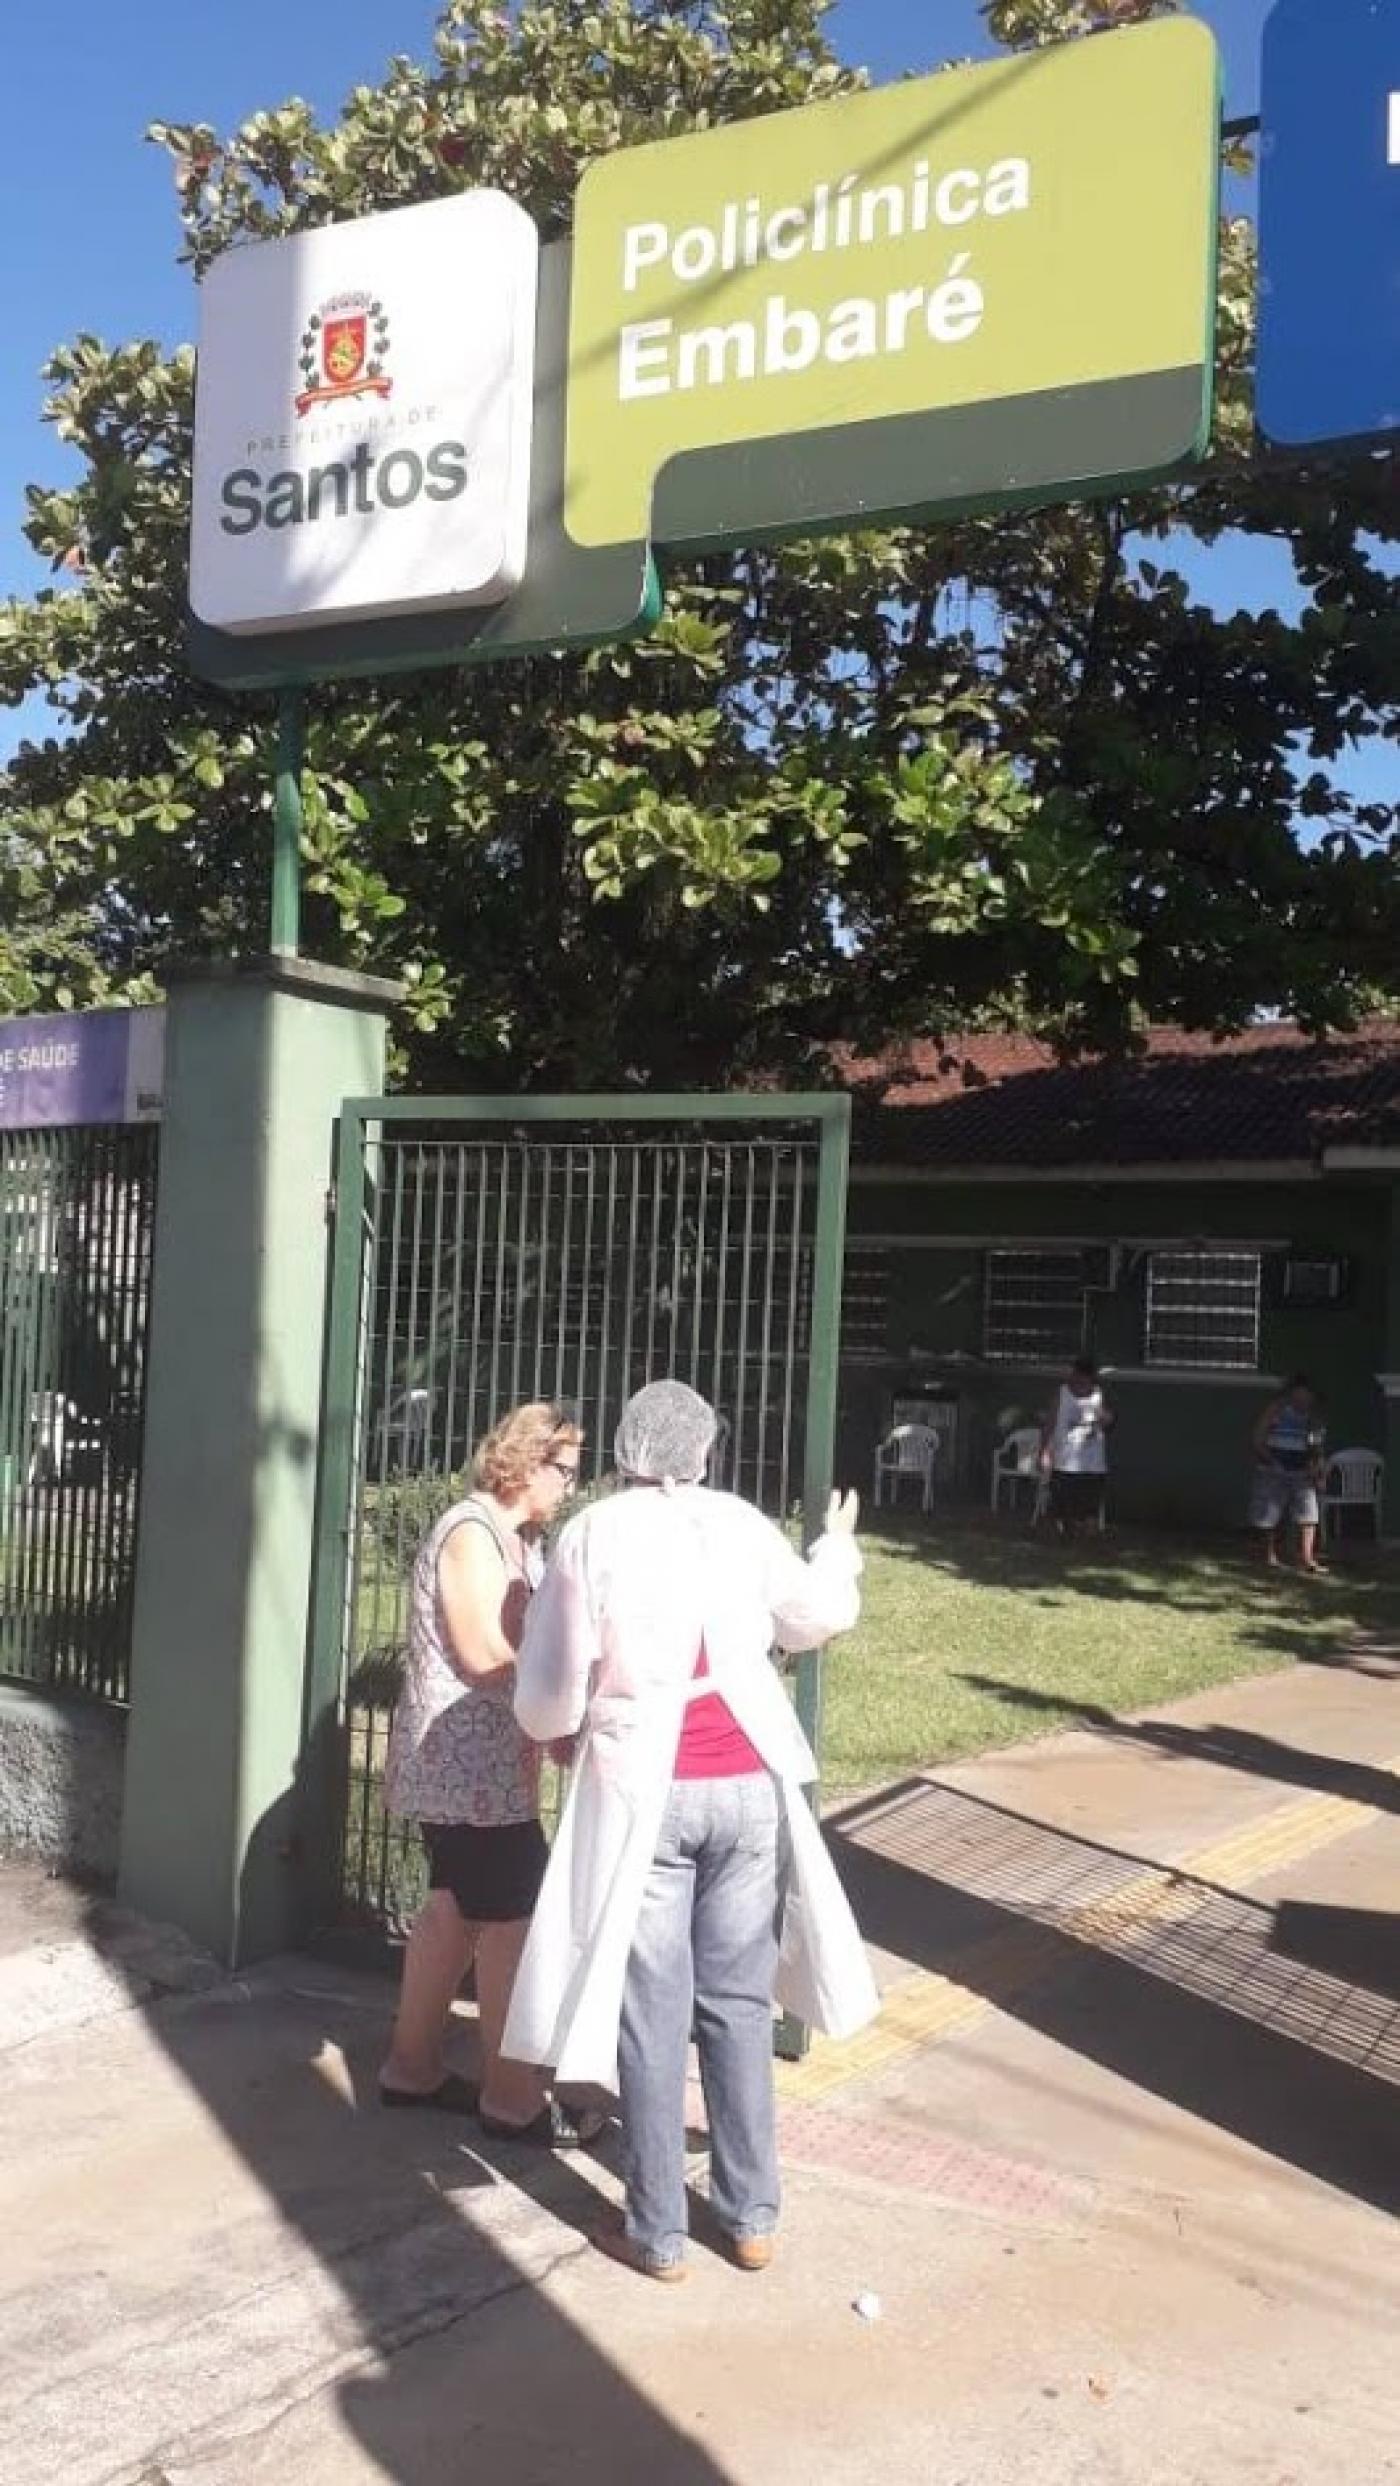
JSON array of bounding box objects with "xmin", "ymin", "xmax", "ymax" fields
[{"xmin": 565, "ymin": 17, "xmax": 1220, "ymax": 557}]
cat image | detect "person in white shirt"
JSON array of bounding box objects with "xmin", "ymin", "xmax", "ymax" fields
[
  {"xmin": 503, "ymin": 1379, "xmax": 878, "ymax": 2282},
  {"xmin": 1039, "ymin": 1356, "xmax": 1113, "ymax": 1538}
]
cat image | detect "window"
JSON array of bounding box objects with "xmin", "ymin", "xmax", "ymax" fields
[
  {"xmin": 842, "ymin": 1245, "xmax": 890, "ymax": 1358},
  {"xmin": 983, "ymin": 1251, "xmax": 1087, "ymax": 1364},
  {"xmin": 1145, "ymin": 1250, "xmax": 1261, "ymax": 1371}
]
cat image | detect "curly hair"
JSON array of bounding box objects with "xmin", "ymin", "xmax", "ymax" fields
[{"xmin": 471, "ymin": 1401, "xmax": 582, "ymax": 1499}]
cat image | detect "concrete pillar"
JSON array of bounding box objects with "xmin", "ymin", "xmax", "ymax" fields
[{"xmin": 118, "ymin": 957, "xmax": 398, "ymax": 1964}]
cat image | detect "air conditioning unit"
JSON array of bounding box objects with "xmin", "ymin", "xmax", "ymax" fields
[
  {"xmin": 1082, "ymin": 1245, "xmax": 1122, "ymax": 1292},
  {"xmin": 1281, "ymin": 1257, "xmax": 1349, "ymax": 1305}
]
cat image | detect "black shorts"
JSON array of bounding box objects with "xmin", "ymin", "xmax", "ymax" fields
[
  {"xmin": 1049, "ymin": 1471, "xmax": 1104, "ymax": 1523},
  {"xmin": 422, "ymin": 1819, "xmax": 548, "ymax": 1923}
]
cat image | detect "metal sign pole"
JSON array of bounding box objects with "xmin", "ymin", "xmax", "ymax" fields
[{"xmin": 271, "ymin": 686, "xmax": 304, "ymax": 959}]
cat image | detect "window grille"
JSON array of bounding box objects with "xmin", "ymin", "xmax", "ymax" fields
[
  {"xmin": 842, "ymin": 1245, "xmax": 891, "ymax": 1357},
  {"xmin": 1145, "ymin": 1249, "xmax": 1262, "ymax": 1370},
  {"xmin": 983, "ymin": 1251, "xmax": 1087, "ymax": 1364}
]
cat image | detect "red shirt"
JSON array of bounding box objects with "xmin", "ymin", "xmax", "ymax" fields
[{"xmin": 672, "ymin": 1643, "xmax": 766, "ymax": 1780}]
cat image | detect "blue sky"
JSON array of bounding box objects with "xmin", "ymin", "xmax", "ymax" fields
[{"xmin": 0, "ymin": 0, "xmax": 1388, "ymax": 808}]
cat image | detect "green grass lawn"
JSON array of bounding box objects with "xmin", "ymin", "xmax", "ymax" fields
[
  {"xmin": 341, "ymin": 1491, "xmax": 1400, "ymax": 1924},
  {"xmin": 821, "ymin": 1509, "xmax": 1400, "ymax": 1796}
]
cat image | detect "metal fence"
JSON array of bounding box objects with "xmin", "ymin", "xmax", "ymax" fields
[
  {"xmin": 308, "ymin": 1097, "xmax": 848, "ymax": 1941},
  {"xmin": 0, "ymin": 1124, "xmax": 158, "ymax": 1703}
]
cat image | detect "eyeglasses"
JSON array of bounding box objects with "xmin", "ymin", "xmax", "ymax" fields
[{"xmin": 544, "ymin": 1457, "xmax": 580, "ymax": 1487}]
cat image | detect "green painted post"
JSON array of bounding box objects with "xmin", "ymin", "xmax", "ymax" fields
[
  {"xmin": 300, "ymin": 1103, "xmax": 374, "ymax": 1932},
  {"xmin": 117, "ymin": 958, "xmax": 400, "ymax": 1965},
  {"xmin": 271, "ymin": 688, "xmax": 304, "ymax": 959},
  {"xmin": 796, "ymin": 1098, "xmax": 852, "ymax": 1750}
]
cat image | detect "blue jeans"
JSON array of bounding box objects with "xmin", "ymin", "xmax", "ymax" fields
[{"xmin": 618, "ymin": 1773, "xmax": 783, "ymax": 2268}]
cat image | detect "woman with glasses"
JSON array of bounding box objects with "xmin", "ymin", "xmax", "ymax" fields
[{"xmin": 379, "ymin": 1399, "xmax": 596, "ymax": 2144}]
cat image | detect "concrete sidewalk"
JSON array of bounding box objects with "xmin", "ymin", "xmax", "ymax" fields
[{"xmin": 2, "ymin": 1646, "xmax": 1398, "ymax": 2486}]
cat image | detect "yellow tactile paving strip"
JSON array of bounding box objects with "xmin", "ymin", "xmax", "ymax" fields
[{"xmin": 777, "ymin": 1752, "xmax": 1400, "ymax": 2103}]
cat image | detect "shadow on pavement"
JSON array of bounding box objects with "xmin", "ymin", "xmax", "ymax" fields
[
  {"xmin": 1271, "ymin": 1900, "xmax": 1400, "ymax": 2006},
  {"xmin": 71, "ymin": 1848, "xmax": 732, "ymax": 2486},
  {"xmin": 826, "ymin": 1776, "xmax": 1400, "ymax": 2221},
  {"xmin": 953, "ymin": 1672, "xmax": 1400, "ymax": 1815}
]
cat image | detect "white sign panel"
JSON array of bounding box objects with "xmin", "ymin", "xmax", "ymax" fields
[{"xmin": 190, "ymin": 192, "xmax": 538, "ymax": 634}]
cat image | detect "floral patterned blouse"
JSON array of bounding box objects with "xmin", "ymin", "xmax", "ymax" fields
[{"xmin": 384, "ymin": 1496, "xmax": 543, "ymax": 1828}]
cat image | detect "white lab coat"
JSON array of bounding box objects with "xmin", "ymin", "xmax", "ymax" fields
[{"xmin": 502, "ymin": 1484, "xmax": 879, "ymax": 2092}]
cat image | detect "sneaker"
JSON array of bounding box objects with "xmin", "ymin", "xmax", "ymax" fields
[{"xmin": 591, "ymin": 2217, "xmax": 688, "ymax": 2284}]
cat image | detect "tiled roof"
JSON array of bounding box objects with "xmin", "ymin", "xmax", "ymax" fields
[{"xmin": 843, "ymin": 1024, "xmax": 1400, "ymax": 1170}]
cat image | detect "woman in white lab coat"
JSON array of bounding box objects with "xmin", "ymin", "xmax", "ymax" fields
[{"xmin": 503, "ymin": 1379, "xmax": 878, "ymax": 2281}]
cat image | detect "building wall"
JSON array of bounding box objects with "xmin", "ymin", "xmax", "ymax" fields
[{"xmin": 839, "ymin": 1171, "xmax": 1394, "ymax": 1528}]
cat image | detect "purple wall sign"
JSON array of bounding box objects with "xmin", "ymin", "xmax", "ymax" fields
[{"xmin": 0, "ymin": 1008, "xmax": 165, "ymax": 1131}]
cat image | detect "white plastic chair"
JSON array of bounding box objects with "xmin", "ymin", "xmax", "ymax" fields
[
  {"xmin": 1320, "ymin": 1447, "xmax": 1384, "ymax": 1543},
  {"xmin": 991, "ymin": 1425, "xmax": 1046, "ymax": 1519},
  {"xmin": 873, "ymin": 1422, "xmax": 940, "ymax": 1514}
]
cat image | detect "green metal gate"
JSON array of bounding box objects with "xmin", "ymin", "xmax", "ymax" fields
[
  {"xmin": 0, "ymin": 1124, "xmax": 159, "ymax": 1703},
  {"xmin": 306, "ymin": 1094, "xmax": 849, "ymax": 1941}
]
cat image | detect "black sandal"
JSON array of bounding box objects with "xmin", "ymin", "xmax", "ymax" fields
[
  {"xmin": 379, "ymin": 2072, "xmax": 480, "ymax": 2115},
  {"xmin": 477, "ymin": 2098, "xmax": 607, "ymax": 2149}
]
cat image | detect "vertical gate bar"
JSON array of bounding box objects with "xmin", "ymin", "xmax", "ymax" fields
[
  {"xmin": 91, "ymin": 1135, "xmax": 113, "ymax": 1699},
  {"xmin": 777, "ymin": 1146, "xmax": 804, "ymax": 1517},
  {"xmin": 439, "ymin": 1142, "xmax": 469, "ymax": 1480},
  {"xmin": 0, "ymin": 1138, "xmax": 15, "ymax": 1677},
  {"xmin": 5, "ymin": 1133, "xmax": 29, "ymax": 1676},
  {"xmin": 645, "ymin": 1146, "xmax": 665, "ymax": 1385},
  {"xmin": 463, "ymin": 1140, "xmax": 491, "ymax": 1457},
  {"xmin": 31, "ymin": 1129, "xmax": 63, "ymax": 1686},
  {"xmin": 488, "ymin": 1140, "xmax": 511, "ymax": 1433},
  {"xmin": 552, "ymin": 1144, "xmax": 575, "ymax": 1406},
  {"xmin": 400, "ymin": 1138, "xmax": 429, "ymax": 1471},
  {"xmin": 753, "ymin": 1142, "xmax": 780, "ymax": 1514},
  {"xmin": 71, "ymin": 1130, "xmax": 99, "ymax": 1697},
  {"xmin": 374, "ymin": 1692, "xmax": 394, "ymax": 1920},
  {"xmin": 710, "ymin": 1146, "xmax": 733, "ymax": 1455},
  {"xmin": 117, "ymin": 1131, "xmax": 156, "ymax": 1706},
  {"xmin": 1, "ymin": 1137, "xmax": 28, "ymax": 1678},
  {"xmin": 423, "ymin": 1139, "xmax": 450, "ymax": 1478},
  {"xmin": 18, "ymin": 1132, "xmax": 46, "ymax": 1683},
  {"xmin": 354, "ymin": 1700, "xmax": 377, "ymax": 1923},
  {"xmin": 83, "ymin": 1126, "xmax": 110, "ymax": 1693},
  {"xmin": 365, "ymin": 1140, "xmax": 409, "ymax": 1676},
  {"xmin": 592, "ymin": 1147, "xmax": 620, "ymax": 1484},
  {"xmin": 425, "ymin": 1138, "xmax": 452, "ymax": 1471},
  {"xmin": 17, "ymin": 1131, "xmax": 47, "ymax": 1681},
  {"xmin": 573, "ymin": 1145, "xmax": 598, "ymax": 1432},
  {"xmin": 777, "ymin": 1103, "xmax": 850, "ymax": 2066},
  {"xmin": 16, "ymin": 1131, "xmax": 44, "ymax": 1681},
  {"xmin": 621, "ymin": 1145, "xmax": 643, "ymax": 1402},
  {"xmin": 531, "ymin": 1141, "xmax": 553, "ymax": 1400},
  {"xmin": 304, "ymin": 1107, "xmax": 373, "ymax": 1928},
  {"xmin": 730, "ymin": 1146, "xmax": 757, "ymax": 1503},
  {"xmin": 440, "ymin": 1143, "xmax": 467, "ymax": 1471},
  {"xmin": 89, "ymin": 1129, "xmax": 118, "ymax": 1696},
  {"xmin": 41, "ymin": 1126, "xmax": 65, "ymax": 1681},
  {"xmin": 107, "ymin": 1133, "xmax": 136, "ymax": 1702},
  {"xmin": 52, "ymin": 1127, "xmax": 76, "ymax": 1686},
  {"xmin": 375, "ymin": 1138, "xmax": 409, "ymax": 1487},
  {"xmin": 509, "ymin": 1141, "xmax": 531, "ymax": 1410},
  {"xmin": 794, "ymin": 1101, "xmax": 850, "ymax": 1736},
  {"xmin": 688, "ymin": 1143, "xmax": 711, "ymax": 1391},
  {"xmin": 667, "ymin": 1140, "xmax": 687, "ymax": 1379}
]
